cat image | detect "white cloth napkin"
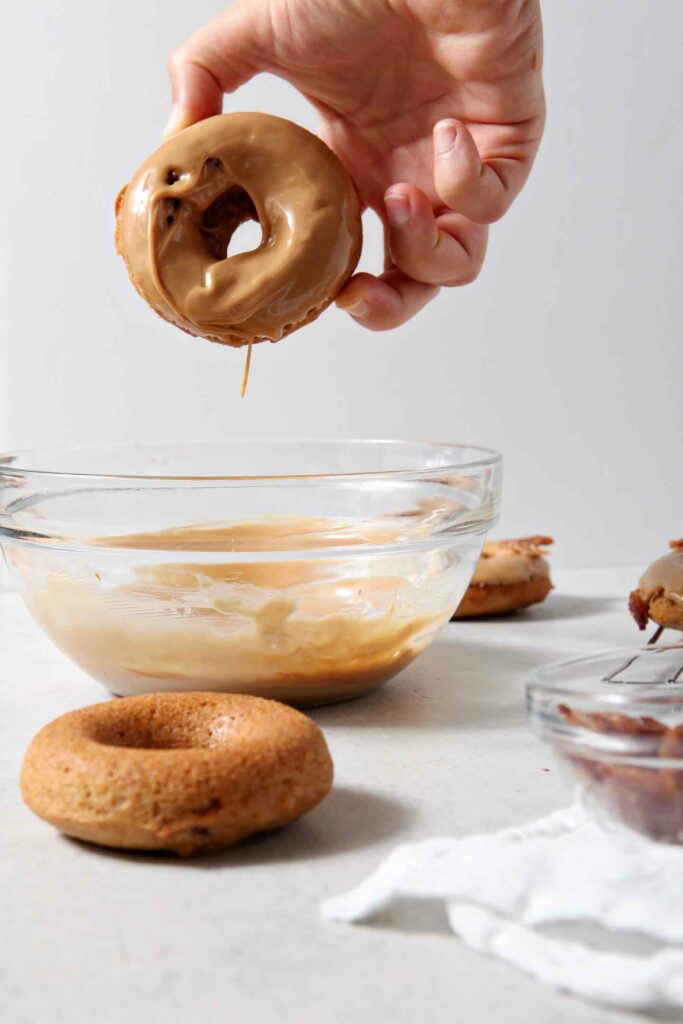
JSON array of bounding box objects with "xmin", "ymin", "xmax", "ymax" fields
[{"xmin": 322, "ymin": 806, "xmax": 683, "ymax": 1010}]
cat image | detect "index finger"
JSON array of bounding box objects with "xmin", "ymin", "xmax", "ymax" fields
[{"xmin": 165, "ymin": 6, "xmax": 265, "ymax": 136}]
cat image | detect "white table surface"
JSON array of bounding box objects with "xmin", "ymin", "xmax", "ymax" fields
[{"xmin": 2, "ymin": 567, "xmax": 675, "ymax": 1024}]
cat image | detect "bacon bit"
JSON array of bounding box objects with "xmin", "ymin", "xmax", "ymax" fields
[
  {"xmin": 670, "ymin": 539, "xmax": 683, "ymax": 550},
  {"xmin": 481, "ymin": 536, "xmax": 554, "ymax": 559},
  {"xmin": 557, "ymin": 704, "xmax": 683, "ymax": 842},
  {"xmin": 559, "ymin": 704, "xmax": 666, "ymax": 736},
  {"xmin": 628, "ymin": 589, "xmax": 650, "ymax": 630}
]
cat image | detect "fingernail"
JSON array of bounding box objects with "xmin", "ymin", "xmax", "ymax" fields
[
  {"xmin": 435, "ymin": 120, "xmax": 457, "ymax": 155},
  {"xmin": 345, "ymin": 300, "xmax": 370, "ymax": 319},
  {"xmin": 385, "ymin": 192, "xmax": 411, "ymax": 227},
  {"xmin": 163, "ymin": 104, "xmax": 181, "ymax": 139}
]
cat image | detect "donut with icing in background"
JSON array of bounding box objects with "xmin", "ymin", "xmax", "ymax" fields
[
  {"xmin": 21, "ymin": 692, "xmax": 333, "ymax": 856},
  {"xmin": 629, "ymin": 539, "xmax": 683, "ymax": 632},
  {"xmin": 453, "ymin": 536, "xmax": 554, "ymax": 618},
  {"xmin": 116, "ymin": 113, "xmax": 362, "ymax": 347}
]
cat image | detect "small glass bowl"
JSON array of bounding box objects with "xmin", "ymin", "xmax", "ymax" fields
[
  {"xmin": 528, "ymin": 644, "xmax": 683, "ymax": 843},
  {"xmin": 0, "ymin": 439, "xmax": 501, "ymax": 706}
]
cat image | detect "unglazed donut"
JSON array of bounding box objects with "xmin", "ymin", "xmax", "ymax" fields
[
  {"xmin": 116, "ymin": 113, "xmax": 362, "ymax": 346},
  {"xmin": 453, "ymin": 536, "xmax": 554, "ymax": 618},
  {"xmin": 629, "ymin": 539, "xmax": 683, "ymax": 632},
  {"xmin": 21, "ymin": 692, "xmax": 333, "ymax": 856}
]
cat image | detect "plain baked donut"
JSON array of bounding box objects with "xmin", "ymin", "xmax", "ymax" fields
[
  {"xmin": 21, "ymin": 692, "xmax": 333, "ymax": 856},
  {"xmin": 116, "ymin": 112, "xmax": 362, "ymax": 347}
]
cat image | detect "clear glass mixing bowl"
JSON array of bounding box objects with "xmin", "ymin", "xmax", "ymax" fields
[
  {"xmin": 528, "ymin": 644, "xmax": 683, "ymax": 842},
  {"xmin": 0, "ymin": 440, "xmax": 501, "ymax": 705}
]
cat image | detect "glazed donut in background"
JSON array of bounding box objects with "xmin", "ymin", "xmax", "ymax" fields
[
  {"xmin": 116, "ymin": 113, "xmax": 362, "ymax": 347},
  {"xmin": 629, "ymin": 539, "xmax": 683, "ymax": 632},
  {"xmin": 21, "ymin": 692, "xmax": 333, "ymax": 856},
  {"xmin": 453, "ymin": 536, "xmax": 554, "ymax": 618}
]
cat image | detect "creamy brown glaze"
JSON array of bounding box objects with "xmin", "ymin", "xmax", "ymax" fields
[
  {"xmin": 116, "ymin": 113, "xmax": 362, "ymax": 347},
  {"xmin": 471, "ymin": 552, "xmax": 550, "ymax": 587},
  {"xmin": 13, "ymin": 519, "xmax": 455, "ymax": 706},
  {"xmin": 469, "ymin": 536, "xmax": 552, "ymax": 586},
  {"xmin": 639, "ymin": 546, "xmax": 683, "ymax": 602}
]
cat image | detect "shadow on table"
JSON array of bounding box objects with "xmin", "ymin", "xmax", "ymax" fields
[
  {"xmin": 218, "ymin": 786, "xmax": 416, "ymax": 868},
  {"xmin": 312, "ymin": 636, "xmax": 555, "ymax": 733},
  {"xmin": 361, "ymin": 897, "xmax": 453, "ymax": 938},
  {"xmin": 507, "ymin": 593, "xmax": 620, "ymax": 623},
  {"xmin": 65, "ymin": 785, "xmax": 415, "ymax": 869},
  {"xmin": 328, "ymin": 905, "xmax": 683, "ymax": 1022}
]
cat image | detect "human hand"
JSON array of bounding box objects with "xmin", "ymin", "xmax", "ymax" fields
[{"xmin": 166, "ymin": 0, "xmax": 544, "ymax": 330}]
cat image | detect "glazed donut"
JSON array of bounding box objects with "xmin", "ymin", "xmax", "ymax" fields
[
  {"xmin": 453, "ymin": 536, "xmax": 554, "ymax": 618},
  {"xmin": 116, "ymin": 113, "xmax": 362, "ymax": 347},
  {"xmin": 629, "ymin": 539, "xmax": 683, "ymax": 632},
  {"xmin": 21, "ymin": 692, "xmax": 333, "ymax": 856}
]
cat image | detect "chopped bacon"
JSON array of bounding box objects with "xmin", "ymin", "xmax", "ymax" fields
[
  {"xmin": 559, "ymin": 704, "xmax": 666, "ymax": 735},
  {"xmin": 481, "ymin": 535, "xmax": 553, "ymax": 559},
  {"xmin": 628, "ymin": 588, "xmax": 650, "ymax": 630},
  {"xmin": 557, "ymin": 704, "xmax": 683, "ymax": 842}
]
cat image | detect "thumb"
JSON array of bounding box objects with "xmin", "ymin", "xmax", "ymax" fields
[{"xmin": 165, "ymin": 5, "xmax": 265, "ymax": 137}]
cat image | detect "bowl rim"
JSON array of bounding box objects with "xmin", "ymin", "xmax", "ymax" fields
[
  {"xmin": 527, "ymin": 642, "xmax": 683, "ymax": 767},
  {"xmin": 527, "ymin": 642, "xmax": 683, "ymax": 703},
  {"xmin": 0, "ymin": 437, "xmax": 502, "ymax": 484}
]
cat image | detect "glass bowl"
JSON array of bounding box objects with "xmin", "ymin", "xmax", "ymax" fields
[
  {"xmin": 0, "ymin": 439, "xmax": 501, "ymax": 706},
  {"xmin": 528, "ymin": 644, "xmax": 683, "ymax": 842}
]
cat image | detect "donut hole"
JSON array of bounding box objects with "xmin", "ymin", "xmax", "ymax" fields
[
  {"xmin": 228, "ymin": 219, "xmax": 264, "ymax": 258},
  {"xmin": 200, "ymin": 186, "xmax": 262, "ymax": 261},
  {"xmin": 91, "ymin": 709, "xmax": 236, "ymax": 751}
]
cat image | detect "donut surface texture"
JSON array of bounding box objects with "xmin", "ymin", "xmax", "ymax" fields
[
  {"xmin": 453, "ymin": 536, "xmax": 553, "ymax": 619},
  {"xmin": 116, "ymin": 113, "xmax": 362, "ymax": 347},
  {"xmin": 629, "ymin": 539, "xmax": 683, "ymax": 632},
  {"xmin": 21, "ymin": 692, "xmax": 333, "ymax": 856}
]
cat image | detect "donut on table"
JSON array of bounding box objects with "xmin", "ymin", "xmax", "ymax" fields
[
  {"xmin": 116, "ymin": 113, "xmax": 362, "ymax": 347},
  {"xmin": 629, "ymin": 539, "xmax": 683, "ymax": 632},
  {"xmin": 452, "ymin": 536, "xmax": 554, "ymax": 618},
  {"xmin": 21, "ymin": 692, "xmax": 333, "ymax": 856}
]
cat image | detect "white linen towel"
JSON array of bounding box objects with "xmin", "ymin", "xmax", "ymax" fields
[{"xmin": 322, "ymin": 806, "xmax": 683, "ymax": 1009}]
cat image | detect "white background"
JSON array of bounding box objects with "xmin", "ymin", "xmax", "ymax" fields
[{"xmin": 0, "ymin": 1, "xmax": 681, "ymax": 568}]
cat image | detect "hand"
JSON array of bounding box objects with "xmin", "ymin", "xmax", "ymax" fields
[{"xmin": 166, "ymin": 0, "xmax": 545, "ymax": 330}]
